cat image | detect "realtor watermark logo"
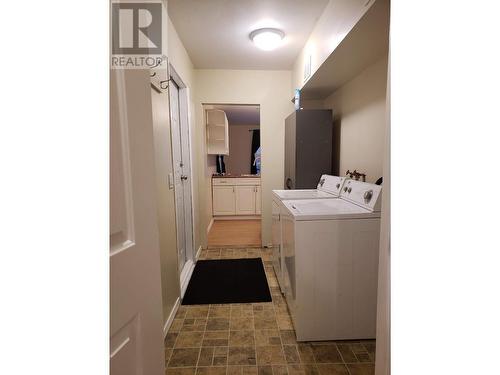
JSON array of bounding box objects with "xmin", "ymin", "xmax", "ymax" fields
[{"xmin": 111, "ymin": 1, "xmax": 166, "ymax": 69}]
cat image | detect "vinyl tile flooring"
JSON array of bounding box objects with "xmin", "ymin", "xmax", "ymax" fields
[{"xmin": 165, "ymin": 248, "xmax": 376, "ymax": 375}]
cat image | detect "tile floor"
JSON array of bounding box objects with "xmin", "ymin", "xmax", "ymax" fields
[{"xmin": 165, "ymin": 248, "xmax": 376, "ymax": 375}]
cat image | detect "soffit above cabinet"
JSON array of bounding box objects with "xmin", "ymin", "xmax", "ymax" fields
[{"xmin": 300, "ymin": 0, "xmax": 390, "ymax": 100}]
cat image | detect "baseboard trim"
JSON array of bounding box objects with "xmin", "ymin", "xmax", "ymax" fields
[
  {"xmin": 207, "ymin": 218, "xmax": 214, "ymax": 234},
  {"xmin": 180, "ymin": 259, "xmax": 195, "ymax": 298},
  {"xmin": 207, "ymin": 244, "xmax": 261, "ymax": 249},
  {"xmin": 196, "ymin": 245, "xmax": 202, "ymax": 260},
  {"xmin": 214, "ymin": 216, "xmax": 261, "ymax": 220},
  {"xmin": 163, "ymin": 297, "xmax": 180, "ymax": 338}
]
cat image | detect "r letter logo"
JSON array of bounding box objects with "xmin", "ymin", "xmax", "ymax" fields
[{"xmin": 111, "ymin": 1, "xmax": 165, "ymax": 69}]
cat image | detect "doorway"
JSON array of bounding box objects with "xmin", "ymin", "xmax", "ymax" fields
[
  {"xmin": 205, "ymin": 104, "xmax": 262, "ymax": 248},
  {"xmin": 168, "ymin": 66, "xmax": 195, "ymax": 293}
]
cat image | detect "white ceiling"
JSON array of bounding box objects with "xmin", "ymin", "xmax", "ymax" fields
[
  {"xmin": 168, "ymin": 0, "xmax": 329, "ymax": 70},
  {"xmin": 213, "ymin": 105, "xmax": 260, "ymax": 125}
]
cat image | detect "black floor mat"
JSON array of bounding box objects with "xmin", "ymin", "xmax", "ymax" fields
[{"xmin": 182, "ymin": 258, "xmax": 272, "ymax": 305}]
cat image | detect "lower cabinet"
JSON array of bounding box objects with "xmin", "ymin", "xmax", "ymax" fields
[
  {"xmin": 235, "ymin": 185, "xmax": 257, "ymax": 215},
  {"xmin": 213, "ymin": 185, "xmax": 236, "ymax": 215},
  {"xmin": 212, "ymin": 178, "xmax": 261, "ymax": 216}
]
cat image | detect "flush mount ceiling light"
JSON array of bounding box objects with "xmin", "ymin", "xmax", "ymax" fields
[{"xmin": 249, "ymin": 28, "xmax": 285, "ymax": 51}]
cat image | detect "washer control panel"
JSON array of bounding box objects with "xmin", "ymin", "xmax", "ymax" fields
[{"xmin": 318, "ymin": 175, "xmax": 348, "ymax": 196}]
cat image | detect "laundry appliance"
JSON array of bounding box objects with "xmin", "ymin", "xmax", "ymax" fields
[
  {"xmin": 271, "ymin": 175, "xmax": 347, "ymax": 293},
  {"xmin": 281, "ymin": 179, "xmax": 382, "ymax": 341}
]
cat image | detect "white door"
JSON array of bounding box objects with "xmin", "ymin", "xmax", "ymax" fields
[
  {"xmin": 169, "ymin": 79, "xmax": 194, "ymax": 274},
  {"xmin": 235, "ymin": 185, "xmax": 256, "ymax": 215},
  {"xmin": 255, "ymin": 185, "xmax": 262, "ymax": 215},
  {"xmin": 110, "ymin": 69, "xmax": 164, "ymax": 375},
  {"xmin": 213, "ymin": 186, "xmax": 236, "ymax": 215}
]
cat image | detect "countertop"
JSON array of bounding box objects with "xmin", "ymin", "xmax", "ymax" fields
[{"xmin": 212, "ymin": 174, "xmax": 260, "ymax": 178}]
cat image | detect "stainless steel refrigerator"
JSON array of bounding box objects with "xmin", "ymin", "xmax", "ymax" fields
[{"xmin": 284, "ymin": 109, "xmax": 334, "ymax": 189}]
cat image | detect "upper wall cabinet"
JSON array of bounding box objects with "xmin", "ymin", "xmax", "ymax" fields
[
  {"xmin": 206, "ymin": 109, "xmax": 229, "ymax": 155},
  {"xmin": 299, "ymin": 0, "xmax": 389, "ymax": 100}
]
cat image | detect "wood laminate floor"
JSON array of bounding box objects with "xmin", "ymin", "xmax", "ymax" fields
[{"xmin": 207, "ymin": 220, "xmax": 261, "ymax": 248}]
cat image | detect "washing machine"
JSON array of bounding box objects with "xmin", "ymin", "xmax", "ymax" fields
[
  {"xmin": 281, "ymin": 179, "xmax": 382, "ymax": 341},
  {"xmin": 271, "ymin": 175, "xmax": 347, "ymax": 293}
]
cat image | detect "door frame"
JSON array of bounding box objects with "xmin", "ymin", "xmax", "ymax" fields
[
  {"xmin": 168, "ymin": 64, "xmax": 196, "ymax": 297},
  {"xmin": 201, "ymin": 103, "xmax": 262, "ymax": 246}
]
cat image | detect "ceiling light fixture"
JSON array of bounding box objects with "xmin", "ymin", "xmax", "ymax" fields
[{"xmin": 249, "ymin": 28, "xmax": 285, "ymax": 51}]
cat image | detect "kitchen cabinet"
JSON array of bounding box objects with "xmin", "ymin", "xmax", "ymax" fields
[
  {"xmin": 212, "ymin": 177, "xmax": 261, "ymax": 216},
  {"xmin": 206, "ymin": 109, "xmax": 229, "ymax": 155},
  {"xmin": 298, "ymin": 0, "xmax": 389, "ymax": 101},
  {"xmin": 235, "ymin": 185, "xmax": 257, "ymax": 215},
  {"xmin": 212, "ymin": 185, "xmax": 236, "ymax": 215}
]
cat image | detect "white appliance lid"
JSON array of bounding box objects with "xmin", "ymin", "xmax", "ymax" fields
[
  {"xmin": 283, "ymin": 199, "xmax": 380, "ymax": 221},
  {"xmin": 316, "ymin": 175, "xmax": 347, "ymax": 197},
  {"xmin": 340, "ymin": 180, "xmax": 382, "ymax": 212},
  {"xmin": 272, "ymin": 189, "xmax": 335, "ymax": 200}
]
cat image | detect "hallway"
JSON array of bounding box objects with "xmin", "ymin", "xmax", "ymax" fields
[{"xmin": 165, "ymin": 248, "xmax": 376, "ymax": 375}]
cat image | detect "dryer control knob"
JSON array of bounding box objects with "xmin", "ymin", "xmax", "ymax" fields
[
  {"xmin": 343, "ymin": 187, "xmax": 348, "ymax": 192},
  {"xmin": 347, "ymin": 187, "xmax": 352, "ymax": 193},
  {"xmin": 336, "ymin": 183, "xmax": 340, "ymax": 189}
]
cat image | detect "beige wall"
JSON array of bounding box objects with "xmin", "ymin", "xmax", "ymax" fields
[
  {"xmin": 193, "ymin": 70, "xmax": 293, "ymax": 247},
  {"xmin": 151, "ymin": 15, "xmax": 197, "ymax": 327},
  {"xmin": 225, "ymin": 125, "xmax": 260, "ymax": 175},
  {"xmin": 323, "ymin": 56, "xmax": 388, "ymax": 182},
  {"xmin": 168, "ymin": 18, "xmax": 194, "ymax": 94}
]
